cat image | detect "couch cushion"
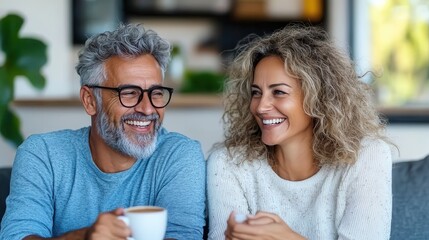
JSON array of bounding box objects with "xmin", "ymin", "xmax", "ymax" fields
[
  {"xmin": 0, "ymin": 167, "xmax": 12, "ymax": 226},
  {"xmin": 391, "ymin": 155, "xmax": 429, "ymax": 240}
]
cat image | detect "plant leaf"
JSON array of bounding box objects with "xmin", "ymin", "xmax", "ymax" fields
[
  {"xmin": 20, "ymin": 70, "xmax": 46, "ymax": 89},
  {"xmin": 1, "ymin": 14, "xmax": 48, "ymax": 88},
  {"xmin": 0, "ymin": 106, "xmax": 24, "ymax": 147},
  {"xmin": 0, "ymin": 14, "xmax": 23, "ymax": 55},
  {"xmin": 0, "ymin": 66, "xmax": 13, "ymax": 105},
  {"xmin": 12, "ymin": 38, "xmax": 47, "ymax": 89},
  {"xmin": 0, "ymin": 67, "xmax": 13, "ymax": 131},
  {"xmin": 15, "ymin": 38, "xmax": 48, "ymax": 70},
  {"xmin": 0, "ymin": 13, "xmax": 48, "ymax": 148}
]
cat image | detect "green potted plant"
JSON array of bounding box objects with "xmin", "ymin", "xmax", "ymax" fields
[{"xmin": 0, "ymin": 13, "xmax": 48, "ymax": 147}]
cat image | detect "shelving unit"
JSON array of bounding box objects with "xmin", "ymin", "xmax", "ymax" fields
[
  {"xmin": 73, "ymin": 0, "xmax": 328, "ymax": 51},
  {"xmin": 123, "ymin": 0, "xmax": 327, "ymax": 53}
]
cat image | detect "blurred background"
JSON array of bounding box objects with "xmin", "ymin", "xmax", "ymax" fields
[{"xmin": 0, "ymin": 0, "xmax": 428, "ymax": 167}]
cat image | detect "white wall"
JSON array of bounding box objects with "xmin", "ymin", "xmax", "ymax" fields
[
  {"xmin": 386, "ymin": 124, "xmax": 429, "ymax": 161},
  {"xmin": 1, "ymin": 0, "xmax": 428, "ymax": 167}
]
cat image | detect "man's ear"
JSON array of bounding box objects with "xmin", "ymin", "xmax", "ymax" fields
[{"xmin": 80, "ymin": 86, "xmax": 97, "ymax": 116}]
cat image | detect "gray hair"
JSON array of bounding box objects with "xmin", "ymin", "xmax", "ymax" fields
[{"xmin": 76, "ymin": 23, "xmax": 171, "ymax": 86}]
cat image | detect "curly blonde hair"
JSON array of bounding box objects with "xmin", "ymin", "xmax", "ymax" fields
[{"xmin": 221, "ymin": 25, "xmax": 387, "ymax": 166}]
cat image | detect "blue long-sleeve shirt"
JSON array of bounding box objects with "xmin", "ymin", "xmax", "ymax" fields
[{"xmin": 0, "ymin": 127, "xmax": 206, "ymax": 239}]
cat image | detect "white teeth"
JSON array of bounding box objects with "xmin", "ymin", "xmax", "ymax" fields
[
  {"xmin": 262, "ymin": 118, "xmax": 285, "ymax": 125},
  {"xmin": 125, "ymin": 120, "xmax": 151, "ymax": 127}
]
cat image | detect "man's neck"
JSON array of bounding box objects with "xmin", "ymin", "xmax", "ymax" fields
[{"xmin": 88, "ymin": 128, "xmax": 136, "ymax": 173}]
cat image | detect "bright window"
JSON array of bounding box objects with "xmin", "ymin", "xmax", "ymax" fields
[{"xmin": 352, "ymin": 0, "xmax": 429, "ymax": 109}]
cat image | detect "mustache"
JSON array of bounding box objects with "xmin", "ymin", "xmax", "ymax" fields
[{"xmin": 122, "ymin": 113, "xmax": 159, "ymax": 122}]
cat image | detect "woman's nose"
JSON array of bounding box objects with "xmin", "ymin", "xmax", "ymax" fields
[{"xmin": 256, "ymin": 95, "xmax": 273, "ymax": 114}]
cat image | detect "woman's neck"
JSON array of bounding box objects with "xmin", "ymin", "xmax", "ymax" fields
[{"xmin": 272, "ymin": 139, "xmax": 319, "ymax": 181}]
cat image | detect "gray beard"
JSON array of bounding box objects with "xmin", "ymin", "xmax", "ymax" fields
[{"xmin": 95, "ymin": 109, "xmax": 160, "ymax": 160}]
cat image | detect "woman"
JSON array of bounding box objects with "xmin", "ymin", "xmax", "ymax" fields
[{"xmin": 207, "ymin": 25, "xmax": 393, "ymax": 239}]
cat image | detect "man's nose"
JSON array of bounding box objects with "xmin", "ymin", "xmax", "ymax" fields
[{"xmin": 134, "ymin": 92, "xmax": 155, "ymax": 114}]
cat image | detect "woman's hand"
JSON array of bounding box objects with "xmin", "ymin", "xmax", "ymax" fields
[{"xmin": 225, "ymin": 211, "xmax": 305, "ymax": 240}]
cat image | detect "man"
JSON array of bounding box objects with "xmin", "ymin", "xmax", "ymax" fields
[{"xmin": 0, "ymin": 24, "xmax": 206, "ymax": 239}]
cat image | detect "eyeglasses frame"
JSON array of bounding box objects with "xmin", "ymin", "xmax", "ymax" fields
[{"xmin": 85, "ymin": 84, "xmax": 174, "ymax": 109}]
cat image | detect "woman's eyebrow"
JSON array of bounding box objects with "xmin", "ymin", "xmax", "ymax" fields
[
  {"xmin": 251, "ymin": 83, "xmax": 292, "ymax": 89},
  {"xmin": 269, "ymin": 83, "xmax": 292, "ymax": 88}
]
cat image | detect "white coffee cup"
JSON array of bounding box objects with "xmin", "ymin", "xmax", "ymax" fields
[{"xmin": 118, "ymin": 206, "xmax": 167, "ymax": 240}]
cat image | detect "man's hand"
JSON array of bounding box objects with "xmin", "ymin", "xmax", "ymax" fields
[
  {"xmin": 24, "ymin": 208, "xmax": 131, "ymax": 240},
  {"xmin": 87, "ymin": 208, "xmax": 131, "ymax": 240}
]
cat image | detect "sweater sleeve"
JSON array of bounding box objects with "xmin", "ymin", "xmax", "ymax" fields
[
  {"xmin": 0, "ymin": 135, "xmax": 55, "ymax": 239},
  {"xmin": 207, "ymin": 148, "xmax": 251, "ymax": 240},
  {"xmin": 337, "ymin": 139, "xmax": 392, "ymax": 240}
]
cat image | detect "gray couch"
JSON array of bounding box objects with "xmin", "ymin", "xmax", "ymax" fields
[
  {"xmin": 391, "ymin": 155, "xmax": 429, "ymax": 239},
  {"xmin": 1, "ymin": 155, "xmax": 429, "ymax": 238}
]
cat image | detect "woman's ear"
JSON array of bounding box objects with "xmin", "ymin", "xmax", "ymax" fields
[{"xmin": 80, "ymin": 86, "xmax": 97, "ymax": 115}]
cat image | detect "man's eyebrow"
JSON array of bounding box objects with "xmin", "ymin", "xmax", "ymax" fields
[
  {"xmin": 118, "ymin": 84, "xmax": 139, "ymax": 88},
  {"xmin": 117, "ymin": 84, "xmax": 164, "ymax": 89},
  {"xmin": 148, "ymin": 84, "xmax": 163, "ymax": 88}
]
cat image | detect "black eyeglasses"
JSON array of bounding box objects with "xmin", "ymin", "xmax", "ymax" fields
[{"xmin": 86, "ymin": 85, "xmax": 174, "ymax": 108}]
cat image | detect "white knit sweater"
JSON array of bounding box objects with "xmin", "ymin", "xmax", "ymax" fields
[{"xmin": 207, "ymin": 138, "xmax": 392, "ymax": 240}]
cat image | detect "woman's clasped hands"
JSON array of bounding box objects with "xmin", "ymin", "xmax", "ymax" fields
[{"xmin": 225, "ymin": 211, "xmax": 306, "ymax": 240}]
